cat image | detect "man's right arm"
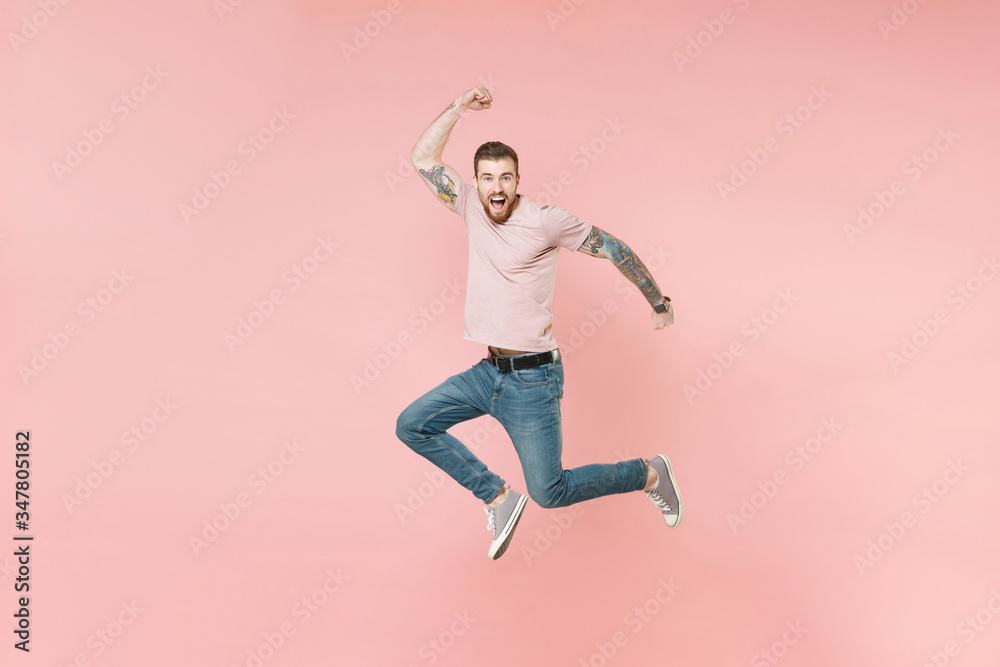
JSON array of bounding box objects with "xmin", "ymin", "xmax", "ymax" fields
[{"xmin": 410, "ymin": 87, "xmax": 492, "ymax": 210}]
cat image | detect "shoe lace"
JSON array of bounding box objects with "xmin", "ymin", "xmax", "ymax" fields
[
  {"xmin": 484, "ymin": 505, "xmax": 496, "ymax": 535},
  {"xmin": 647, "ymin": 488, "xmax": 672, "ymax": 512}
]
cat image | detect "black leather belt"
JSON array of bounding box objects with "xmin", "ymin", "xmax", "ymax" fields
[{"xmin": 488, "ymin": 348, "xmax": 560, "ymax": 373}]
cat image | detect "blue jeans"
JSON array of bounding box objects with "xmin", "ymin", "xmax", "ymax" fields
[{"xmin": 396, "ymin": 353, "xmax": 648, "ymax": 507}]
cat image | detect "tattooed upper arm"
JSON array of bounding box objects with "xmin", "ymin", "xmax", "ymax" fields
[
  {"xmin": 578, "ymin": 225, "xmax": 615, "ymax": 259},
  {"xmin": 415, "ymin": 162, "xmax": 463, "ymax": 210}
]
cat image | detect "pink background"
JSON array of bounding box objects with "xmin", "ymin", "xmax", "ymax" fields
[{"xmin": 3, "ymin": 0, "xmax": 999, "ymax": 665}]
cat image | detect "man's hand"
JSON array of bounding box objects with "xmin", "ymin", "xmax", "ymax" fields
[
  {"xmin": 454, "ymin": 86, "xmax": 492, "ymax": 111},
  {"xmin": 652, "ymin": 303, "xmax": 675, "ymax": 329}
]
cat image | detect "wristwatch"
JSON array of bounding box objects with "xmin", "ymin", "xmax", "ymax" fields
[{"xmin": 653, "ymin": 296, "xmax": 671, "ymax": 314}]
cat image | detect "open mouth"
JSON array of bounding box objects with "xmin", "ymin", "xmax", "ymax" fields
[{"xmin": 490, "ymin": 196, "xmax": 505, "ymax": 211}]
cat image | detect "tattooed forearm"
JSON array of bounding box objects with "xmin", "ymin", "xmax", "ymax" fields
[
  {"xmin": 580, "ymin": 226, "xmax": 663, "ymax": 305},
  {"xmin": 617, "ymin": 252, "xmax": 663, "ymax": 305},
  {"xmin": 418, "ymin": 164, "xmax": 457, "ymax": 206},
  {"xmin": 615, "ymin": 247, "xmax": 662, "ymax": 305}
]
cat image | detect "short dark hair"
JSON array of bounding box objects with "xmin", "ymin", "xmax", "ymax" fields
[{"xmin": 474, "ymin": 141, "xmax": 518, "ymax": 178}]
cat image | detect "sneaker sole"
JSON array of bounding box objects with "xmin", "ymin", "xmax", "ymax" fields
[
  {"xmin": 488, "ymin": 493, "xmax": 527, "ymax": 560},
  {"xmin": 656, "ymin": 454, "xmax": 684, "ymax": 528}
]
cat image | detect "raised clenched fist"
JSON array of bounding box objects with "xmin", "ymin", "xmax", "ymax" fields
[{"xmin": 454, "ymin": 86, "xmax": 492, "ymax": 111}]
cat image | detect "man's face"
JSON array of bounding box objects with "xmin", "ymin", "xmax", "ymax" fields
[{"xmin": 475, "ymin": 157, "xmax": 520, "ymax": 223}]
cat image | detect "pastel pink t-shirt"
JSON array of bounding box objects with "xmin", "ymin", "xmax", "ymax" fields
[{"xmin": 451, "ymin": 182, "xmax": 593, "ymax": 352}]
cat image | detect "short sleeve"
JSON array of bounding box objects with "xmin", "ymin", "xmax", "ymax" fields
[
  {"xmin": 544, "ymin": 205, "xmax": 593, "ymax": 250},
  {"xmin": 451, "ymin": 182, "xmax": 474, "ymax": 218}
]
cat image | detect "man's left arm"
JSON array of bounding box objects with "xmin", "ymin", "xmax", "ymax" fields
[{"xmin": 578, "ymin": 225, "xmax": 674, "ymax": 329}]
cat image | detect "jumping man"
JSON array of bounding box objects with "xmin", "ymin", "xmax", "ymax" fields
[{"xmin": 396, "ymin": 86, "xmax": 683, "ymax": 560}]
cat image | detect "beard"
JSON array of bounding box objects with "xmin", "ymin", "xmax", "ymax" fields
[{"xmin": 479, "ymin": 192, "xmax": 519, "ymax": 223}]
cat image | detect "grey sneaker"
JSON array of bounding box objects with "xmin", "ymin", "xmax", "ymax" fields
[
  {"xmin": 646, "ymin": 455, "xmax": 683, "ymax": 527},
  {"xmin": 484, "ymin": 488, "xmax": 527, "ymax": 560}
]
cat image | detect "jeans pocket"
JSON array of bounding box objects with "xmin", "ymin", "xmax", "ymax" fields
[{"xmin": 512, "ymin": 366, "xmax": 550, "ymax": 387}]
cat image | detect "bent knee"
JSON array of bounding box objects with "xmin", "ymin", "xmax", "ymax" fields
[
  {"xmin": 395, "ymin": 408, "xmax": 422, "ymax": 442},
  {"xmin": 527, "ymin": 485, "xmax": 566, "ymax": 510}
]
